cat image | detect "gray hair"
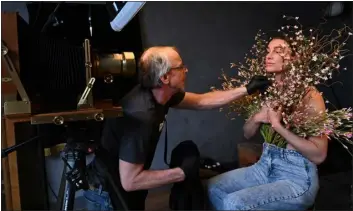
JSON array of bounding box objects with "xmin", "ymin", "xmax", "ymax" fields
[{"xmin": 138, "ymin": 47, "xmax": 176, "ymax": 88}]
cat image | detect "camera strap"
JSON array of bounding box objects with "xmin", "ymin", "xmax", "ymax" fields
[{"xmin": 164, "ymin": 118, "xmax": 170, "ymax": 167}]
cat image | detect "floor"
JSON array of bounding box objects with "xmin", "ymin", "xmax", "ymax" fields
[
  {"xmin": 145, "ymin": 188, "xmax": 171, "ymax": 211},
  {"xmin": 68, "ymin": 188, "xmax": 172, "ymax": 211},
  {"xmin": 7, "ymin": 170, "xmax": 353, "ymax": 210}
]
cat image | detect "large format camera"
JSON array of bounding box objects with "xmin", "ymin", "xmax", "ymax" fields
[
  {"xmin": 2, "ymin": 2, "xmax": 145, "ymax": 125},
  {"xmin": 2, "ymin": 33, "xmax": 136, "ymax": 123}
]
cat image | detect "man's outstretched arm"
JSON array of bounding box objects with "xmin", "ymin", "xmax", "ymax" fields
[
  {"xmin": 173, "ymin": 75, "xmax": 270, "ymax": 110},
  {"xmin": 175, "ymin": 87, "xmax": 247, "ymax": 110}
]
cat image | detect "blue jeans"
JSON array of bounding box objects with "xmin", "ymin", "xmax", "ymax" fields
[
  {"xmin": 83, "ymin": 186, "xmax": 114, "ymax": 211},
  {"xmin": 206, "ymin": 143, "xmax": 319, "ymax": 210}
]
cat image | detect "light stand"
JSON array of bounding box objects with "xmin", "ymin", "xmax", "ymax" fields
[{"xmin": 1, "ymin": 135, "xmax": 45, "ymax": 159}]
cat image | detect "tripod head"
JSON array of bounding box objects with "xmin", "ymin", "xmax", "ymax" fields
[{"xmin": 56, "ymin": 121, "xmax": 101, "ymax": 191}]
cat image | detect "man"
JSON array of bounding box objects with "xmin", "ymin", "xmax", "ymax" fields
[{"xmin": 84, "ymin": 46, "xmax": 270, "ymax": 210}]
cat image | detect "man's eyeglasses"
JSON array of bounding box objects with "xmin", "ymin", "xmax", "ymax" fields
[{"xmin": 169, "ymin": 64, "xmax": 187, "ymax": 71}]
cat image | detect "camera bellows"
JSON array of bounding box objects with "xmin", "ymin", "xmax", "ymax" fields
[{"xmin": 23, "ymin": 35, "xmax": 86, "ymax": 113}]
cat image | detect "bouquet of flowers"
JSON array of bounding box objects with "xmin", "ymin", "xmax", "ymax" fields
[{"xmin": 212, "ymin": 16, "xmax": 353, "ymax": 152}]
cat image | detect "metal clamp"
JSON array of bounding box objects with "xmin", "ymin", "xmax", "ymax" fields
[
  {"xmin": 1, "ymin": 40, "xmax": 30, "ymax": 102},
  {"xmin": 77, "ymin": 77, "xmax": 96, "ymax": 108},
  {"xmin": 83, "ymin": 39, "xmax": 94, "ymax": 108},
  {"xmin": 1, "ymin": 40, "xmax": 31, "ymax": 115},
  {"xmin": 31, "ymin": 109, "xmax": 123, "ymax": 125}
]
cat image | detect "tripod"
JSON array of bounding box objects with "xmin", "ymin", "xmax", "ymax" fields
[
  {"xmin": 53, "ymin": 129, "xmax": 130, "ymax": 211},
  {"xmin": 1, "ymin": 127, "xmax": 129, "ymax": 211},
  {"xmin": 55, "ymin": 137, "xmax": 91, "ymax": 211}
]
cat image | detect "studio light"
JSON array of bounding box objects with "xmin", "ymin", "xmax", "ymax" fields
[{"xmin": 106, "ymin": 1, "xmax": 146, "ymax": 32}]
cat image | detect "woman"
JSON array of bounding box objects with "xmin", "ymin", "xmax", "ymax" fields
[{"xmin": 206, "ymin": 37, "xmax": 328, "ymax": 210}]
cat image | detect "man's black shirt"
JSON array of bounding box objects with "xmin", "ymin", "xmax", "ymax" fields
[
  {"xmin": 88, "ymin": 84, "xmax": 185, "ymax": 208},
  {"xmin": 101, "ymin": 84, "xmax": 185, "ymax": 169}
]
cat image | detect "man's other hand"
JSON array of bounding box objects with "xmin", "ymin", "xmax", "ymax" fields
[
  {"xmin": 245, "ymin": 75, "xmax": 271, "ymax": 95},
  {"xmin": 180, "ymin": 156, "xmax": 199, "ymax": 179}
]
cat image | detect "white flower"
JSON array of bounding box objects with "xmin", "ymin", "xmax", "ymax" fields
[
  {"xmin": 312, "ymin": 55, "xmax": 318, "ymax": 61},
  {"xmin": 294, "ymin": 25, "xmax": 298, "ymax": 29},
  {"xmin": 349, "ymin": 32, "xmax": 352, "ymax": 36},
  {"xmin": 295, "ymin": 17, "xmax": 299, "ymax": 20},
  {"xmin": 306, "ymin": 78, "xmax": 313, "ymax": 82}
]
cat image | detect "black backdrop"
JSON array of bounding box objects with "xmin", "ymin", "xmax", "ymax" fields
[{"xmin": 137, "ymin": 1, "xmax": 353, "ymax": 172}]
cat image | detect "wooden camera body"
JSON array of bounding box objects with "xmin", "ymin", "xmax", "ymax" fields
[{"xmin": 1, "ymin": 12, "xmax": 141, "ymax": 125}]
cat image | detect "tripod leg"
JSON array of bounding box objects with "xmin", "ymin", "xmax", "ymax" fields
[
  {"xmin": 55, "ymin": 162, "xmax": 68, "ymax": 210},
  {"xmin": 105, "ymin": 171, "xmax": 129, "ymax": 211},
  {"xmin": 94, "ymin": 157, "xmax": 129, "ymax": 211},
  {"xmin": 62, "ymin": 150, "xmax": 77, "ymax": 211},
  {"xmin": 61, "ymin": 147, "xmax": 88, "ymax": 211}
]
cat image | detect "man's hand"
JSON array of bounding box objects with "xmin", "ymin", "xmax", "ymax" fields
[
  {"xmin": 179, "ymin": 156, "xmax": 199, "ymax": 179},
  {"xmin": 245, "ymin": 75, "xmax": 271, "ymax": 95}
]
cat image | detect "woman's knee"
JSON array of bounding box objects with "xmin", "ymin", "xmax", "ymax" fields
[
  {"xmin": 204, "ymin": 176, "xmax": 231, "ymax": 210},
  {"xmin": 223, "ymin": 194, "xmax": 248, "ymax": 210},
  {"xmin": 204, "ymin": 178, "xmax": 223, "ymax": 201},
  {"xmin": 204, "ymin": 172, "xmax": 230, "ymax": 195}
]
